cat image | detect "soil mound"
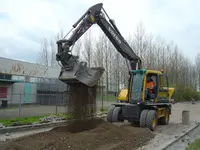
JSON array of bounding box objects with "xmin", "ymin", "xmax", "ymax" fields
[
  {"xmin": 0, "ymin": 119, "xmax": 155, "ymax": 150},
  {"xmin": 51, "ymin": 118, "xmax": 105, "ymax": 133}
]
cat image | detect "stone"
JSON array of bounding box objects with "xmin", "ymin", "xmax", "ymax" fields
[
  {"xmin": 182, "ymin": 110, "xmax": 190, "ymax": 125},
  {"xmin": 0, "ymin": 123, "xmax": 5, "ymax": 128},
  {"xmin": 5, "ymin": 132, "xmax": 10, "ymax": 136}
]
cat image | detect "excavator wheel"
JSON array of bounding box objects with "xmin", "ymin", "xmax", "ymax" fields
[
  {"xmin": 159, "ymin": 108, "xmax": 170, "ymax": 125},
  {"xmin": 139, "ymin": 109, "xmax": 149, "ymax": 127},
  {"xmin": 107, "ymin": 105, "xmax": 115, "ymax": 122},
  {"xmin": 112, "ymin": 106, "xmax": 124, "ymax": 122},
  {"xmin": 146, "ymin": 110, "xmax": 158, "ymax": 131}
]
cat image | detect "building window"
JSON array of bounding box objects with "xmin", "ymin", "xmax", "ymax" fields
[
  {"xmin": 18, "ymin": 76, "xmax": 25, "ymax": 81},
  {"xmin": 0, "ymin": 73, "xmax": 12, "ymax": 80},
  {"xmin": 30, "ymin": 77, "xmax": 36, "ymax": 82},
  {"xmin": 12, "ymin": 75, "xmax": 19, "ymax": 81}
]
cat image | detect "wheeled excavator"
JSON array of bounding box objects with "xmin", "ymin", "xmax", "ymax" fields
[{"xmin": 56, "ymin": 3, "xmax": 175, "ymax": 131}]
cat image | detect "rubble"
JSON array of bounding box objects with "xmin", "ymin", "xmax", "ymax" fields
[
  {"xmin": 39, "ymin": 115, "xmax": 65, "ymax": 123},
  {"xmin": 5, "ymin": 132, "xmax": 10, "ymax": 136},
  {"xmin": 0, "ymin": 123, "xmax": 5, "ymax": 128}
]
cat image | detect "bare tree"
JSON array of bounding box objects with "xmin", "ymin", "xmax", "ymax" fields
[
  {"xmin": 37, "ymin": 29, "xmax": 65, "ymax": 69},
  {"xmin": 56, "ymin": 29, "xmax": 64, "ymax": 41},
  {"xmin": 133, "ymin": 21, "xmax": 147, "ymax": 66},
  {"xmin": 73, "ymin": 40, "xmax": 82, "ymax": 57},
  {"xmin": 83, "ymin": 30, "xmax": 93, "ymax": 67},
  {"xmin": 50, "ymin": 39, "xmax": 57, "ymax": 68},
  {"xmin": 39, "ymin": 38, "xmax": 49, "ymax": 66},
  {"xmin": 36, "ymin": 37, "xmax": 49, "ymax": 76},
  {"xmin": 196, "ymin": 53, "xmax": 200, "ymax": 90}
]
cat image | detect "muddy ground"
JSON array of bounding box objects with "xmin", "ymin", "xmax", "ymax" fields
[{"xmin": 0, "ymin": 119, "xmax": 154, "ymax": 150}]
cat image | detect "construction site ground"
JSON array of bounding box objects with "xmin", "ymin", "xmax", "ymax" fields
[{"xmin": 0, "ymin": 101, "xmax": 200, "ymax": 150}]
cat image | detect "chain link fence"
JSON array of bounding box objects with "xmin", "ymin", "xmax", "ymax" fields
[{"xmin": 0, "ymin": 89, "xmax": 116, "ymax": 119}]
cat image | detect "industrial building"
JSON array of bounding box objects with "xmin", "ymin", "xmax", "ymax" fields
[{"xmin": 0, "ymin": 56, "xmax": 67, "ymax": 107}]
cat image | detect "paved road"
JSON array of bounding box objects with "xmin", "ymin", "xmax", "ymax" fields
[
  {"xmin": 0, "ymin": 101, "xmax": 113, "ymax": 119},
  {"xmin": 140, "ymin": 102, "xmax": 200, "ymax": 150}
]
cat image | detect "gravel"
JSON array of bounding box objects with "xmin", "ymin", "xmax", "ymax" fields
[
  {"xmin": 39, "ymin": 115, "xmax": 65, "ymax": 123},
  {"xmin": 0, "ymin": 123, "xmax": 5, "ymax": 128}
]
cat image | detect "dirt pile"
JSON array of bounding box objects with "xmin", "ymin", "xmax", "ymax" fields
[
  {"xmin": 51, "ymin": 118, "xmax": 104, "ymax": 133},
  {"xmin": 0, "ymin": 119, "xmax": 155, "ymax": 150}
]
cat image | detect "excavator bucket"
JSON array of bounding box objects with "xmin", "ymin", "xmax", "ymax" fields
[{"xmin": 59, "ymin": 61, "xmax": 105, "ymax": 87}]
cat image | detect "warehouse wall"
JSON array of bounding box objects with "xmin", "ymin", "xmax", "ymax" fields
[
  {"xmin": 12, "ymin": 82, "xmax": 38, "ymax": 104},
  {"xmin": 0, "ymin": 57, "xmax": 60, "ymax": 78}
]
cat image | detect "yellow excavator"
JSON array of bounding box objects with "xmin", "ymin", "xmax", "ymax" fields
[{"xmin": 55, "ymin": 3, "xmax": 175, "ymax": 131}]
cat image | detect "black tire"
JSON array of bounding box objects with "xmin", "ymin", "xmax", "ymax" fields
[
  {"xmin": 107, "ymin": 105, "xmax": 115, "ymax": 122},
  {"xmin": 160, "ymin": 108, "xmax": 170, "ymax": 125},
  {"xmin": 112, "ymin": 107, "xmax": 123, "ymax": 122},
  {"xmin": 146, "ymin": 110, "xmax": 157, "ymax": 131},
  {"xmin": 140, "ymin": 109, "xmax": 149, "ymax": 127}
]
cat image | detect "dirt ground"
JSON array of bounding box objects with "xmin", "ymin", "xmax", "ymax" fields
[
  {"xmin": 0, "ymin": 119, "xmax": 154, "ymax": 150},
  {"xmin": 1, "ymin": 102, "xmax": 200, "ymax": 150}
]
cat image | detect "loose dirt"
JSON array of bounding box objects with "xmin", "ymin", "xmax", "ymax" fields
[
  {"xmin": 0, "ymin": 119, "xmax": 155, "ymax": 150},
  {"xmin": 67, "ymin": 83, "xmax": 97, "ymax": 119}
]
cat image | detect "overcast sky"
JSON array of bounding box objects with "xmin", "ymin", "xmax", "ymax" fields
[{"xmin": 0, "ymin": 0, "xmax": 199, "ymax": 64}]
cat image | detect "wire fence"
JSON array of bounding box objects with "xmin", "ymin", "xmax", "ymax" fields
[{"xmin": 0, "ymin": 91, "xmax": 117, "ymax": 119}]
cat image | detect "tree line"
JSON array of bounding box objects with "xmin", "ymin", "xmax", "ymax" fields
[{"xmin": 38, "ymin": 22, "xmax": 200, "ymax": 101}]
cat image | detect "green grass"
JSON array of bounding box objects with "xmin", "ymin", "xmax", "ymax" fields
[
  {"xmin": 96, "ymin": 95, "xmax": 116, "ymax": 101},
  {"xmin": 0, "ymin": 113, "xmax": 72, "ymax": 127},
  {"xmin": 186, "ymin": 138, "xmax": 200, "ymax": 150},
  {"xmin": 0, "ymin": 108, "xmax": 109, "ymax": 127},
  {"xmin": 99, "ymin": 107, "xmax": 108, "ymax": 112}
]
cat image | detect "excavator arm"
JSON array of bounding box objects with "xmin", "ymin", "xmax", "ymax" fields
[{"xmin": 56, "ymin": 3, "xmax": 142, "ymax": 87}]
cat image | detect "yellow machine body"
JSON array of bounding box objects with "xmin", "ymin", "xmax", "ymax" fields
[
  {"xmin": 117, "ymin": 69, "xmax": 175, "ymax": 103},
  {"xmin": 117, "ymin": 88, "xmax": 128, "ymax": 102}
]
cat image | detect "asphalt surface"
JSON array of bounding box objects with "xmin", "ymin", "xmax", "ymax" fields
[
  {"xmin": 138, "ymin": 101, "xmax": 200, "ymax": 150},
  {"xmin": 0, "ymin": 101, "xmax": 113, "ymax": 119}
]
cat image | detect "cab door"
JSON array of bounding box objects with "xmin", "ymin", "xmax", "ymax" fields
[{"xmin": 157, "ymin": 74, "xmax": 169, "ymax": 103}]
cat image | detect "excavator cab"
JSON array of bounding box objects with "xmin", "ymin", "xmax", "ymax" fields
[{"xmin": 117, "ymin": 69, "xmax": 174, "ymax": 104}]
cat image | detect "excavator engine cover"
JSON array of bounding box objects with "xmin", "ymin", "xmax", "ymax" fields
[{"xmin": 59, "ymin": 61, "xmax": 105, "ymax": 87}]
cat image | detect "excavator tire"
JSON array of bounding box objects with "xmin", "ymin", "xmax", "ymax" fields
[
  {"xmin": 139, "ymin": 109, "xmax": 149, "ymax": 127},
  {"xmin": 107, "ymin": 105, "xmax": 115, "ymax": 122},
  {"xmin": 146, "ymin": 110, "xmax": 158, "ymax": 131},
  {"xmin": 112, "ymin": 106, "xmax": 123, "ymax": 122},
  {"xmin": 159, "ymin": 108, "xmax": 170, "ymax": 125}
]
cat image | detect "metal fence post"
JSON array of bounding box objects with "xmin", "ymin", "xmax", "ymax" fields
[
  {"xmin": 55, "ymin": 88, "xmax": 58, "ymax": 114},
  {"xmin": 65, "ymin": 85, "xmax": 69, "ymax": 114},
  {"xmin": 101, "ymin": 86, "xmax": 104, "ymax": 112},
  {"xmin": 19, "ymin": 91, "xmax": 22, "ymax": 117}
]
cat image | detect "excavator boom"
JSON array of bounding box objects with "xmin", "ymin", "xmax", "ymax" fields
[{"xmin": 56, "ymin": 3, "xmax": 141, "ymax": 87}]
